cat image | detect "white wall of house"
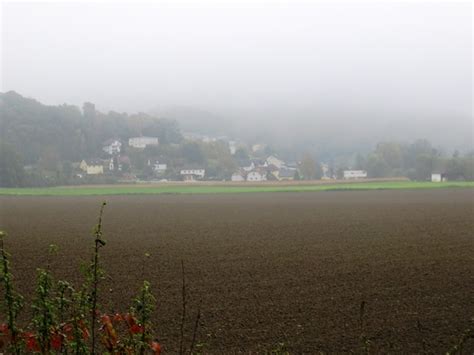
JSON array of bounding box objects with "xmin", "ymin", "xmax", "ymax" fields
[
  {"xmin": 86, "ymin": 165, "xmax": 104, "ymax": 175},
  {"xmin": 431, "ymin": 173, "xmax": 446, "ymax": 182},
  {"xmin": 129, "ymin": 137, "xmax": 159, "ymax": 148},
  {"xmin": 343, "ymin": 170, "xmax": 367, "ymax": 179},
  {"xmin": 154, "ymin": 163, "xmax": 167, "ymax": 173},
  {"xmin": 247, "ymin": 171, "xmax": 266, "ymax": 182},
  {"xmin": 229, "ymin": 141, "xmax": 237, "ymax": 155},
  {"xmin": 103, "ymin": 140, "xmax": 122, "ymax": 155},
  {"xmin": 180, "ymin": 169, "xmax": 205, "ymax": 178}
]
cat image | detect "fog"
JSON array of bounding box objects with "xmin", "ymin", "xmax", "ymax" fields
[{"xmin": 2, "ymin": 1, "xmax": 472, "ymax": 151}]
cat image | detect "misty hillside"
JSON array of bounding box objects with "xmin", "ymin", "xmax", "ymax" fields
[
  {"xmin": 0, "ymin": 91, "xmax": 182, "ymax": 165},
  {"xmin": 1, "ymin": 91, "xmax": 472, "ymax": 188}
]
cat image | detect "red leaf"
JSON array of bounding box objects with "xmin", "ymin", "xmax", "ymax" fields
[
  {"xmin": 51, "ymin": 333, "xmax": 62, "ymax": 350},
  {"xmin": 24, "ymin": 333, "xmax": 40, "ymax": 352},
  {"xmin": 113, "ymin": 313, "xmax": 123, "ymax": 322},
  {"xmin": 150, "ymin": 341, "xmax": 162, "ymax": 355},
  {"xmin": 129, "ymin": 324, "xmax": 144, "ymax": 334},
  {"xmin": 0, "ymin": 324, "xmax": 8, "ymax": 335}
]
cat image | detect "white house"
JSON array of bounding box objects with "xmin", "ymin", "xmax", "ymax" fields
[
  {"xmin": 102, "ymin": 139, "xmax": 122, "ymax": 155},
  {"xmin": 128, "ymin": 136, "xmax": 159, "ymax": 149},
  {"xmin": 108, "ymin": 156, "xmax": 124, "ymax": 171},
  {"xmin": 266, "ymin": 155, "xmax": 285, "ymax": 169},
  {"xmin": 231, "ymin": 172, "xmax": 246, "ymax": 182},
  {"xmin": 343, "ymin": 170, "xmax": 368, "ymax": 179},
  {"xmin": 247, "ymin": 170, "xmax": 267, "ymax": 182},
  {"xmin": 154, "ymin": 162, "xmax": 167, "ymax": 174},
  {"xmin": 431, "ymin": 173, "xmax": 446, "ymax": 182},
  {"xmin": 228, "ymin": 141, "xmax": 237, "ymax": 155},
  {"xmin": 79, "ymin": 159, "xmax": 104, "ymax": 175},
  {"xmin": 180, "ymin": 169, "xmax": 205, "ymax": 181}
]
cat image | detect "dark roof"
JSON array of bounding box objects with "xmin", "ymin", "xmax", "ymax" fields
[
  {"xmin": 279, "ymin": 168, "xmax": 296, "ymax": 178},
  {"xmin": 85, "ymin": 159, "xmax": 103, "ymax": 166}
]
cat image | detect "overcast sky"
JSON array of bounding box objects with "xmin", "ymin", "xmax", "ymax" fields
[{"xmin": 1, "ymin": 1, "xmax": 472, "ymax": 150}]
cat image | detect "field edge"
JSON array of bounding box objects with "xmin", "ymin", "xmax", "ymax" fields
[{"xmin": 0, "ymin": 181, "xmax": 473, "ymax": 196}]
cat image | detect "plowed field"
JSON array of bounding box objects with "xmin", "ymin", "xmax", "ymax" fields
[{"xmin": 1, "ymin": 189, "xmax": 473, "ymax": 353}]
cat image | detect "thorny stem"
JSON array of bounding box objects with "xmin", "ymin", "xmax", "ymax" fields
[
  {"xmin": 179, "ymin": 260, "xmax": 187, "ymax": 355},
  {"xmin": 189, "ymin": 300, "xmax": 202, "ymax": 355},
  {"xmin": 0, "ymin": 232, "xmax": 21, "ymax": 355},
  {"xmin": 90, "ymin": 201, "xmax": 106, "ymax": 355}
]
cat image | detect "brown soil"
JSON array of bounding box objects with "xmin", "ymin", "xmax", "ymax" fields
[{"xmin": 0, "ymin": 189, "xmax": 473, "ymax": 353}]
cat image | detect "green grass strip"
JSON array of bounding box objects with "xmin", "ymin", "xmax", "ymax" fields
[{"xmin": 0, "ymin": 181, "xmax": 473, "ymax": 196}]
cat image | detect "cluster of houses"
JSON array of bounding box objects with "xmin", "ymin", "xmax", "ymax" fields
[
  {"xmin": 76, "ymin": 134, "xmax": 377, "ymax": 183},
  {"xmin": 77, "ymin": 136, "xmax": 162, "ymax": 177},
  {"xmin": 231, "ymin": 155, "xmax": 298, "ymax": 182}
]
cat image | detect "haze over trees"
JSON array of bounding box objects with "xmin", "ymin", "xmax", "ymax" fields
[{"xmin": 0, "ymin": 91, "xmax": 472, "ymax": 187}]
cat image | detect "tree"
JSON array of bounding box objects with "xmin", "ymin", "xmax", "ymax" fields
[
  {"xmin": 354, "ymin": 153, "xmax": 367, "ymax": 170},
  {"xmin": 299, "ymin": 154, "xmax": 322, "ymax": 180},
  {"xmin": 182, "ymin": 142, "xmax": 206, "ymax": 165},
  {"xmin": 413, "ymin": 154, "xmax": 434, "ymax": 181},
  {"xmin": 293, "ymin": 170, "xmax": 301, "ymax": 180},
  {"xmin": 366, "ymin": 154, "xmax": 390, "ymax": 178},
  {"xmin": 82, "ymin": 102, "xmax": 96, "ymax": 122},
  {"xmin": 0, "ymin": 143, "xmax": 25, "ymax": 187},
  {"xmin": 375, "ymin": 142, "xmax": 402, "ymax": 171}
]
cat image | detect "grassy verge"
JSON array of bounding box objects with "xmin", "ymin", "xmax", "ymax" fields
[{"xmin": 0, "ymin": 181, "xmax": 473, "ymax": 196}]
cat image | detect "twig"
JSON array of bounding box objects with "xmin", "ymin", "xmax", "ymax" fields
[
  {"xmin": 189, "ymin": 299, "xmax": 202, "ymax": 355},
  {"xmin": 90, "ymin": 201, "xmax": 106, "ymax": 355},
  {"xmin": 179, "ymin": 260, "xmax": 187, "ymax": 355}
]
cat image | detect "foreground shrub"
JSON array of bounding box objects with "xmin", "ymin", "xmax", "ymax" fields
[{"xmin": 0, "ymin": 202, "xmax": 162, "ymax": 354}]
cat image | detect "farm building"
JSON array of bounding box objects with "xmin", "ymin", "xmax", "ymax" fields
[
  {"xmin": 180, "ymin": 168, "xmax": 205, "ymax": 181},
  {"xmin": 431, "ymin": 173, "xmax": 447, "ymax": 182},
  {"xmin": 343, "ymin": 170, "xmax": 367, "ymax": 179}
]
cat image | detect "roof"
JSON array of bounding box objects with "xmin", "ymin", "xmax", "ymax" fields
[
  {"xmin": 266, "ymin": 164, "xmax": 280, "ymax": 172},
  {"xmin": 85, "ymin": 159, "xmax": 103, "ymax": 166},
  {"xmin": 248, "ymin": 168, "xmax": 267, "ymax": 175}
]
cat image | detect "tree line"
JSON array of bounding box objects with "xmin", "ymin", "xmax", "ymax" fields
[
  {"xmin": 351, "ymin": 140, "xmax": 473, "ymax": 181},
  {"xmin": 0, "ymin": 91, "xmax": 472, "ymax": 187}
]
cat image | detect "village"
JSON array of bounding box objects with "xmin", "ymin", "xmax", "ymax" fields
[{"xmin": 76, "ymin": 134, "xmax": 370, "ymax": 183}]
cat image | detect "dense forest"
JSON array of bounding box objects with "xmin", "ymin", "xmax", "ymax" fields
[
  {"xmin": 0, "ymin": 91, "xmax": 473, "ymax": 187},
  {"xmin": 0, "ymin": 91, "xmax": 237, "ymax": 186}
]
